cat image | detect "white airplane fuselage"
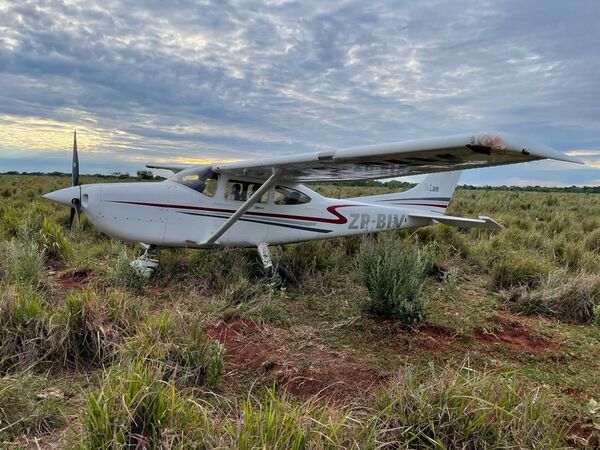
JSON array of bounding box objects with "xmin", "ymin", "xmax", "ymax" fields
[{"xmin": 47, "ymin": 180, "xmax": 432, "ymax": 248}]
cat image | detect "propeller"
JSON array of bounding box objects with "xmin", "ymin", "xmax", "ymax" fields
[{"xmin": 69, "ymin": 131, "xmax": 82, "ymax": 228}]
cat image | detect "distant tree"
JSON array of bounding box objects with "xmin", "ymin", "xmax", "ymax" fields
[{"xmin": 137, "ymin": 170, "xmax": 154, "ymax": 180}]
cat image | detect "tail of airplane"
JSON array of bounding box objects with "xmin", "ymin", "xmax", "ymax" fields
[{"xmin": 351, "ymin": 171, "xmax": 462, "ymax": 214}]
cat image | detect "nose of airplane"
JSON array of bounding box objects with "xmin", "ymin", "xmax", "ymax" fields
[{"xmin": 43, "ymin": 186, "xmax": 81, "ymax": 207}]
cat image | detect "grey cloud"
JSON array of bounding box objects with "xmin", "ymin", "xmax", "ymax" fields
[{"xmin": 0, "ymin": 0, "xmax": 599, "ymax": 184}]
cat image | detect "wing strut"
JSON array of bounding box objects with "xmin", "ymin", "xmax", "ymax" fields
[{"xmin": 205, "ymin": 168, "xmax": 281, "ymax": 245}]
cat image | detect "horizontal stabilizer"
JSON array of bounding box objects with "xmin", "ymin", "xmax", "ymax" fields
[
  {"xmin": 146, "ymin": 164, "xmax": 191, "ymax": 173},
  {"xmin": 408, "ymin": 211, "xmax": 502, "ymax": 230}
]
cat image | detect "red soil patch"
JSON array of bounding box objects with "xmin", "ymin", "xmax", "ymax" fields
[
  {"xmin": 56, "ymin": 268, "xmax": 89, "ymax": 291},
  {"xmin": 383, "ymin": 321, "xmax": 458, "ymax": 352},
  {"xmin": 205, "ymin": 320, "xmax": 383, "ymax": 400},
  {"xmin": 205, "ymin": 319, "xmax": 275, "ymax": 373},
  {"xmin": 276, "ymin": 349, "xmax": 382, "ymax": 400},
  {"xmin": 474, "ymin": 315, "xmax": 558, "ymax": 354}
]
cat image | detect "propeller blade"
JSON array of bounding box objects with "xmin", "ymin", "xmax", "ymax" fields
[{"xmin": 72, "ymin": 130, "xmax": 79, "ymax": 187}]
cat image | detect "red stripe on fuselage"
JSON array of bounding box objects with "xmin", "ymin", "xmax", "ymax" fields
[
  {"xmin": 388, "ymin": 202, "xmax": 448, "ymax": 208},
  {"xmin": 108, "ymin": 201, "xmax": 361, "ymax": 225}
]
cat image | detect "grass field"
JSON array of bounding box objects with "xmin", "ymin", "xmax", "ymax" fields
[{"xmin": 1, "ymin": 173, "xmax": 599, "ymax": 448}]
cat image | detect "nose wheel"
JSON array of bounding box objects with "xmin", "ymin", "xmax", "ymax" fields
[{"xmin": 130, "ymin": 244, "xmax": 159, "ymax": 278}]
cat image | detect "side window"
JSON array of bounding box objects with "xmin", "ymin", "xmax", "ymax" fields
[
  {"xmin": 273, "ymin": 186, "xmax": 311, "ymax": 205},
  {"xmin": 225, "ymin": 180, "xmax": 267, "ymax": 203},
  {"xmin": 172, "ymin": 168, "xmax": 217, "ymax": 197}
]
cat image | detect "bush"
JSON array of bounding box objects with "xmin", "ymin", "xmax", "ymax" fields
[
  {"xmin": 0, "ymin": 374, "xmax": 66, "ymax": 441},
  {"xmin": 373, "ymin": 364, "xmax": 564, "ymax": 449},
  {"xmin": 357, "ymin": 236, "xmax": 430, "ymax": 323},
  {"xmin": 505, "ymin": 270, "xmax": 600, "ymax": 323},
  {"xmin": 77, "ymin": 361, "xmax": 212, "ymax": 449},
  {"xmin": 490, "ymin": 250, "xmax": 550, "ymax": 290}
]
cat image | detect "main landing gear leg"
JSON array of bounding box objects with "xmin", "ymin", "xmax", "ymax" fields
[
  {"xmin": 257, "ymin": 242, "xmax": 274, "ymax": 277},
  {"xmin": 131, "ymin": 243, "xmax": 159, "ymax": 278}
]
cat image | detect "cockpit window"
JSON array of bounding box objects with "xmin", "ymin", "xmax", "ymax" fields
[
  {"xmin": 274, "ymin": 186, "xmax": 311, "ymax": 205},
  {"xmin": 171, "ymin": 167, "xmax": 217, "ymax": 197}
]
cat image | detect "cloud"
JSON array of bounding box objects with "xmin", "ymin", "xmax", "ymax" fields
[{"xmin": 0, "ymin": 0, "xmax": 599, "ymax": 186}]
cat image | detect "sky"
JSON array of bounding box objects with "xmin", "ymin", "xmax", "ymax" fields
[{"xmin": 0, "ymin": 0, "xmax": 599, "ymax": 186}]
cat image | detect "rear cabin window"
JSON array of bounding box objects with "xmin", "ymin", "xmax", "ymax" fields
[
  {"xmin": 273, "ymin": 186, "xmax": 311, "ymax": 205},
  {"xmin": 172, "ymin": 168, "xmax": 217, "ymax": 197},
  {"xmin": 225, "ymin": 180, "xmax": 268, "ymax": 203}
]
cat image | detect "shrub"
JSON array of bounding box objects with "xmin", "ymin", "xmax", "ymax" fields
[
  {"xmin": 37, "ymin": 217, "xmax": 73, "ymax": 262},
  {"xmin": 356, "ymin": 236, "xmax": 430, "ymax": 323},
  {"xmin": 490, "ymin": 250, "xmax": 550, "ymax": 290},
  {"xmin": 505, "ymin": 270, "xmax": 600, "ymax": 323},
  {"xmin": 373, "ymin": 364, "xmax": 564, "ymax": 449},
  {"xmin": 77, "ymin": 362, "xmax": 212, "ymax": 449},
  {"xmin": 0, "ymin": 374, "xmax": 66, "ymax": 441},
  {"xmin": 106, "ymin": 249, "xmax": 147, "ymax": 295}
]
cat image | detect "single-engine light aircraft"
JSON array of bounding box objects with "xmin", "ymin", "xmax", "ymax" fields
[{"xmin": 44, "ymin": 132, "xmax": 581, "ymax": 276}]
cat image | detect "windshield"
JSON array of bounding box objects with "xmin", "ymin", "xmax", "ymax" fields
[{"xmin": 171, "ymin": 167, "xmax": 217, "ymax": 196}]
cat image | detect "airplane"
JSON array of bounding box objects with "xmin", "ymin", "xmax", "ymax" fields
[{"xmin": 43, "ymin": 131, "xmax": 582, "ymax": 276}]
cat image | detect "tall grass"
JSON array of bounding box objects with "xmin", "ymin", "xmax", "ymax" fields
[
  {"xmin": 76, "ymin": 364, "xmax": 565, "ymax": 448},
  {"xmin": 357, "ymin": 235, "xmax": 430, "ymax": 323},
  {"xmin": 0, "ymin": 288, "xmax": 135, "ymax": 372},
  {"xmin": 37, "ymin": 217, "xmax": 73, "ymax": 262},
  {"xmin": 505, "ymin": 270, "xmax": 600, "ymax": 323},
  {"xmin": 0, "ymin": 286, "xmax": 48, "ymax": 372},
  {"xmin": 0, "ymin": 373, "xmax": 66, "ymax": 441},
  {"xmin": 372, "ymin": 363, "xmax": 565, "ymax": 449},
  {"xmin": 126, "ymin": 312, "xmax": 225, "ymax": 388},
  {"xmin": 105, "ymin": 248, "xmax": 148, "ymax": 295},
  {"xmin": 77, "ymin": 361, "xmax": 213, "ymax": 449},
  {"xmin": 6, "ymin": 240, "xmax": 44, "ymax": 289},
  {"xmin": 490, "ymin": 249, "xmax": 551, "ymax": 290}
]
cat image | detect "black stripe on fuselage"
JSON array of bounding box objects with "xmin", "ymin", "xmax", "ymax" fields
[{"xmin": 179, "ymin": 211, "xmax": 332, "ymax": 234}]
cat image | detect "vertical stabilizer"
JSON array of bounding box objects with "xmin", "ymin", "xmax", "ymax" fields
[{"xmin": 350, "ymin": 171, "xmax": 462, "ymax": 213}]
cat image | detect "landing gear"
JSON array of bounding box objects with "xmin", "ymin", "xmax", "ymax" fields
[
  {"xmin": 257, "ymin": 242, "xmax": 274, "ymax": 277},
  {"xmin": 130, "ymin": 244, "xmax": 159, "ymax": 278}
]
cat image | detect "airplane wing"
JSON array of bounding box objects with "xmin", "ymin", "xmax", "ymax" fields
[
  {"xmin": 212, "ymin": 132, "xmax": 582, "ymax": 182},
  {"xmin": 145, "ymin": 163, "xmax": 191, "ymax": 173}
]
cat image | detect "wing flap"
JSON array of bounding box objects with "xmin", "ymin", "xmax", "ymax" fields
[{"xmin": 409, "ymin": 211, "xmax": 502, "ymax": 230}]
